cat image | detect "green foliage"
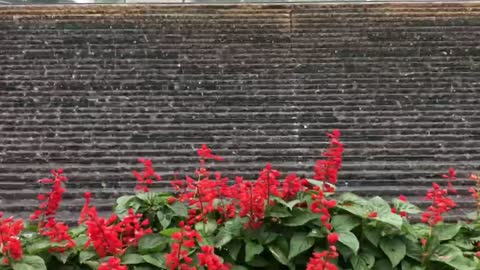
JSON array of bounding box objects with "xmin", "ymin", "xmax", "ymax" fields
[{"xmin": 8, "ymin": 185, "xmax": 480, "ymax": 270}]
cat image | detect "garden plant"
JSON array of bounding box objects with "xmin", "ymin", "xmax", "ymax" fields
[{"xmin": 1, "ymin": 130, "xmax": 480, "ymax": 270}]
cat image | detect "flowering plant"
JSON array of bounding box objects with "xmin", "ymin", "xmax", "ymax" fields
[{"xmin": 1, "ymin": 130, "xmax": 480, "ymax": 270}]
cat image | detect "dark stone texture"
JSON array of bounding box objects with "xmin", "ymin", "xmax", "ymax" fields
[{"xmin": 1, "ymin": 3, "xmax": 480, "ymax": 220}]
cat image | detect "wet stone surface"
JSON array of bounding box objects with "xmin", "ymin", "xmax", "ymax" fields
[{"xmin": 0, "ymin": 4, "xmax": 480, "ymax": 220}]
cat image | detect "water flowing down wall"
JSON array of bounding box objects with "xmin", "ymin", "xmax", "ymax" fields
[{"xmin": 1, "ymin": 3, "xmax": 480, "ymax": 220}]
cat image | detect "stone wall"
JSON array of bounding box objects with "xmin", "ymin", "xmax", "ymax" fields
[{"xmin": 1, "ymin": 3, "xmax": 480, "ymax": 220}]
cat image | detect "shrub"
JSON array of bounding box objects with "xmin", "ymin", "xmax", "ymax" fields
[{"xmin": 1, "ymin": 130, "xmax": 480, "ymax": 270}]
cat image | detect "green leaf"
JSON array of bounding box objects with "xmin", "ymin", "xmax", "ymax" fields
[
  {"xmin": 363, "ymin": 226, "xmax": 381, "ymax": 247},
  {"xmin": 195, "ymin": 219, "xmax": 218, "ymax": 235},
  {"xmin": 338, "ymin": 231, "xmax": 360, "ymax": 254},
  {"xmin": 157, "ymin": 211, "xmax": 172, "ymax": 228},
  {"xmin": 231, "ymin": 266, "xmax": 249, "ymax": 270},
  {"xmin": 350, "ymin": 253, "xmax": 375, "ymax": 270},
  {"xmin": 115, "ymin": 195, "xmax": 135, "ymax": 208},
  {"xmin": 454, "ymin": 237, "xmax": 475, "ymax": 250},
  {"xmin": 246, "ymin": 256, "xmax": 270, "ymax": 267},
  {"xmin": 409, "ymin": 223, "xmax": 430, "ymax": 239},
  {"xmin": 214, "ymin": 217, "xmax": 245, "ymax": 247},
  {"xmin": 160, "ymin": 228, "xmax": 180, "ymax": 237},
  {"xmin": 307, "ymin": 228, "xmax": 325, "ymax": 238},
  {"xmin": 129, "ymin": 265, "xmax": 157, "ymax": 270},
  {"xmin": 432, "ymin": 223, "xmax": 461, "ymax": 241},
  {"xmin": 255, "ymin": 231, "xmax": 279, "ymax": 245},
  {"xmin": 166, "ymin": 202, "xmax": 188, "ymax": 217},
  {"xmin": 12, "ymin": 255, "xmax": 47, "ymax": 270},
  {"xmin": 79, "ymin": 250, "xmax": 96, "ymax": 264},
  {"xmin": 431, "ymin": 244, "xmax": 463, "ymax": 261},
  {"xmin": 266, "ymin": 204, "xmax": 292, "ymax": 218},
  {"xmin": 337, "ymin": 242, "xmax": 354, "ymax": 259},
  {"xmin": 74, "ymin": 236, "xmax": 88, "ymax": 248},
  {"xmin": 25, "ymin": 240, "xmax": 52, "ymax": 254},
  {"xmin": 403, "ymin": 236, "xmax": 422, "ymax": 262},
  {"xmin": 285, "ymin": 199, "xmax": 302, "ymax": 210},
  {"xmin": 99, "ymin": 256, "xmax": 114, "ymax": 263},
  {"xmin": 362, "ymin": 197, "xmax": 403, "ymax": 229},
  {"xmin": 401, "ymin": 260, "xmax": 424, "ymax": 270},
  {"xmin": 373, "ymin": 258, "xmax": 393, "ymax": 270},
  {"xmin": 267, "ymin": 238, "xmax": 290, "ymax": 265},
  {"xmin": 431, "ymin": 244, "xmax": 475, "ymax": 270},
  {"xmin": 438, "ymin": 256, "xmax": 476, "ymax": 270},
  {"xmin": 122, "ymin": 253, "xmax": 145, "ymax": 264},
  {"xmin": 305, "ymin": 178, "xmax": 336, "ymax": 192},
  {"xmin": 332, "ymin": 214, "xmax": 361, "ymax": 232},
  {"xmin": 225, "ymin": 240, "xmax": 242, "ymax": 261},
  {"xmin": 336, "ymin": 193, "xmax": 368, "ymax": 217},
  {"xmin": 52, "ymin": 251, "xmax": 73, "ymax": 264},
  {"xmin": 288, "ymin": 233, "xmax": 314, "ymax": 260},
  {"xmin": 282, "ymin": 208, "xmax": 317, "ymax": 226},
  {"xmin": 392, "ymin": 198, "xmax": 421, "ymax": 214},
  {"xmin": 143, "ymin": 253, "xmax": 166, "ymax": 269},
  {"xmin": 215, "ymin": 229, "xmax": 233, "ymax": 248},
  {"xmin": 338, "ymin": 204, "xmax": 368, "ymax": 218},
  {"xmin": 136, "ymin": 192, "xmax": 156, "ymax": 202},
  {"xmin": 376, "ymin": 213, "xmax": 403, "ymax": 230},
  {"xmin": 245, "ymin": 240, "xmax": 264, "ymax": 262},
  {"xmin": 138, "ymin": 234, "xmax": 167, "ymax": 254},
  {"xmin": 369, "ymin": 196, "xmax": 391, "ymax": 215},
  {"xmin": 83, "ymin": 261, "xmax": 100, "ymax": 270},
  {"xmin": 153, "ymin": 194, "xmax": 172, "ymax": 205},
  {"xmin": 115, "ymin": 195, "xmax": 141, "ymax": 215},
  {"xmin": 470, "ymin": 235, "xmax": 480, "ymax": 242},
  {"xmin": 379, "ymin": 237, "xmax": 406, "ymax": 267},
  {"xmin": 69, "ymin": 225, "xmax": 86, "ymax": 237},
  {"xmin": 338, "ymin": 192, "xmax": 368, "ymax": 205}
]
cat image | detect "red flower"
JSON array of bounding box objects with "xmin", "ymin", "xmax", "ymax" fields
[
  {"xmin": 30, "ymin": 169, "xmax": 67, "ymax": 227},
  {"xmin": 197, "ymin": 246, "xmax": 230, "ymax": 270},
  {"xmin": 313, "ymin": 129, "xmax": 344, "ymax": 192},
  {"xmin": 391, "ymin": 207, "xmax": 408, "ymax": 218},
  {"xmin": 84, "ymin": 207, "xmax": 124, "ymax": 257},
  {"xmin": 327, "ymin": 233, "xmax": 339, "ymax": 245},
  {"xmin": 0, "ymin": 216, "xmax": 24, "ymax": 263},
  {"xmin": 421, "ymin": 182, "xmax": 456, "ymax": 226},
  {"xmin": 398, "ymin": 195, "xmax": 407, "ymax": 202},
  {"xmin": 79, "ymin": 192, "xmax": 92, "ymax": 225},
  {"xmin": 256, "ymin": 163, "xmax": 282, "ymax": 205},
  {"xmin": 237, "ymin": 181, "xmax": 266, "ymax": 229},
  {"xmin": 306, "ymin": 246, "xmax": 339, "ymax": 270},
  {"xmin": 368, "ymin": 211, "xmax": 378, "ymax": 218},
  {"xmin": 117, "ymin": 209, "xmax": 153, "ymax": 247},
  {"xmin": 133, "ymin": 158, "xmax": 161, "ymax": 192},
  {"xmin": 197, "ymin": 144, "xmax": 224, "ymax": 161},
  {"xmin": 310, "ymin": 191, "xmax": 336, "ymax": 230},
  {"xmin": 476, "ymin": 251, "xmax": 480, "ymax": 258},
  {"xmin": 421, "ymin": 238, "xmax": 427, "ymax": 246},
  {"xmin": 167, "ymin": 197, "xmax": 176, "ymax": 204},
  {"xmin": 442, "ymin": 167, "xmax": 457, "ymax": 194},
  {"xmin": 3, "ymin": 238, "xmax": 22, "ymax": 261},
  {"xmin": 470, "ymin": 187, "xmax": 479, "ymax": 199},
  {"xmin": 469, "ymin": 174, "xmax": 480, "ymax": 202},
  {"xmin": 165, "ymin": 222, "xmax": 201, "ymax": 270},
  {"xmin": 40, "ymin": 219, "xmax": 76, "ymax": 253},
  {"xmin": 98, "ymin": 257, "xmax": 127, "ymax": 270},
  {"xmin": 282, "ymin": 174, "xmax": 303, "ymax": 200}
]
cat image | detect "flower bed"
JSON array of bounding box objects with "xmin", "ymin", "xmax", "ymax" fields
[{"xmin": 1, "ymin": 130, "xmax": 480, "ymax": 270}]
